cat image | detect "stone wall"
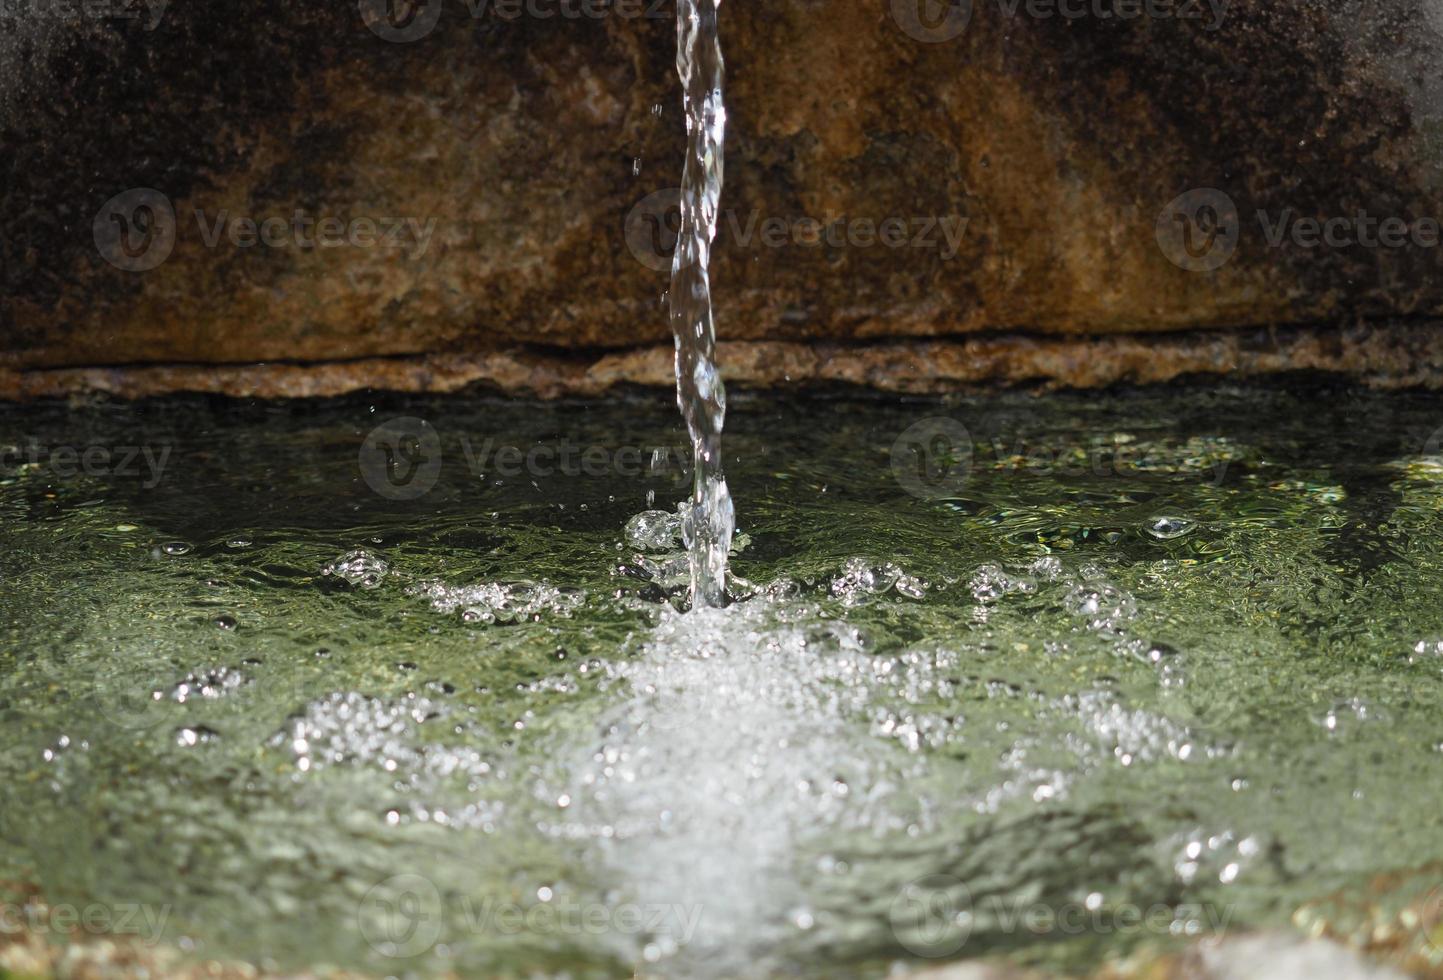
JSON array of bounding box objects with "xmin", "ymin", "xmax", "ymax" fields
[{"xmin": 4, "ymin": 0, "xmax": 1443, "ymax": 396}]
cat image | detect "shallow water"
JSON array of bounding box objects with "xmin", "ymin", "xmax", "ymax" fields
[{"xmin": 2, "ymin": 385, "xmax": 1442, "ymax": 978}]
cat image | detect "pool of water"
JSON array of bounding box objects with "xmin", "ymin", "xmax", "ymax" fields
[{"xmin": 2, "ymin": 384, "xmax": 1442, "ymax": 978}]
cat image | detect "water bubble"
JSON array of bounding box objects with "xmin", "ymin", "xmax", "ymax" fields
[
  {"xmin": 168, "ymin": 666, "xmax": 249, "ymax": 704},
  {"xmin": 1315, "ymin": 698, "xmax": 1383, "ymax": 736},
  {"xmin": 830, "ymin": 558, "xmax": 925, "ymax": 605},
  {"xmin": 1130, "ymin": 641, "xmax": 1187, "ymax": 688},
  {"xmin": 175, "ymin": 725, "xmax": 220, "ymax": 748},
  {"xmin": 161, "ymin": 541, "xmax": 192, "ymax": 556},
  {"xmin": 1134, "ymin": 642, "xmax": 1176, "ymax": 665},
  {"xmin": 321, "ymin": 550, "xmax": 390, "ymax": 590},
  {"xmin": 226, "ymin": 537, "xmax": 253, "ymax": 549},
  {"xmin": 214, "ymin": 615, "xmax": 238, "ymax": 631},
  {"xmin": 1145, "ymin": 516, "xmax": 1196, "ymax": 540},
  {"xmin": 1029, "ymin": 556, "xmax": 1064, "ymax": 581},
  {"xmin": 1064, "ymin": 583, "xmax": 1137, "ymax": 632},
  {"xmin": 1410, "ymin": 639, "xmax": 1443, "ymax": 662},
  {"xmin": 413, "ymin": 579, "xmax": 583, "ymax": 625},
  {"xmin": 625, "ymin": 509, "xmax": 684, "ymax": 552},
  {"xmin": 969, "ymin": 564, "xmax": 1037, "ymax": 604}
]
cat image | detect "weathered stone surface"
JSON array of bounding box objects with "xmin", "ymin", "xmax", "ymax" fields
[
  {"xmin": 3, "ymin": 0, "xmax": 1443, "ymax": 389},
  {"xmin": 6, "ymin": 322, "xmax": 1443, "ymax": 401}
]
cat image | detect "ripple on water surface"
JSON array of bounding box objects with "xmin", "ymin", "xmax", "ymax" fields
[{"xmin": 2, "ymin": 388, "xmax": 1443, "ymax": 977}]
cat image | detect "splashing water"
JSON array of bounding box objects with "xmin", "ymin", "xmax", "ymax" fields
[
  {"xmin": 8, "ymin": 389, "xmax": 1443, "ymax": 977},
  {"xmin": 670, "ymin": 0, "xmax": 734, "ymax": 608}
]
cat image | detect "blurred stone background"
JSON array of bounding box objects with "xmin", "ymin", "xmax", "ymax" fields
[{"xmin": 5, "ymin": 0, "xmax": 1443, "ymax": 397}]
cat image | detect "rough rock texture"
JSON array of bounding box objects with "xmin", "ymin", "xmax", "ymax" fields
[
  {"xmin": 4, "ymin": 0, "xmax": 1443, "ymax": 394},
  {"xmin": 8, "ymin": 322, "xmax": 1443, "ymax": 401}
]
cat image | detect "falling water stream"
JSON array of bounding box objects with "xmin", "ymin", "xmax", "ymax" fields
[{"xmin": 669, "ymin": 0, "xmax": 734, "ymax": 608}]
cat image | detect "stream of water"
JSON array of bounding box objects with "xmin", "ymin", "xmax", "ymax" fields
[{"xmin": 669, "ymin": 0, "xmax": 733, "ymax": 609}]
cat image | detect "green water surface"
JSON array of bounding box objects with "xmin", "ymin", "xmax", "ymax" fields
[{"xmin": 1, "ymin": 384, "xmax": 1441, "ymax": 978}]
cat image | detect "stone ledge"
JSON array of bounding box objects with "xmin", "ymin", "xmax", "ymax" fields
[{"xmin": 3, "ymin": 323, "xmax": 1442, "ymax": 401}]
